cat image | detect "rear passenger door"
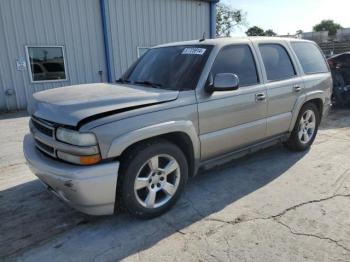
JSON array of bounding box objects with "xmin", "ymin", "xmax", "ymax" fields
[
  {"xmin": 254, "ymin": 42, "xmax": 304, "ymax": 137},
  {"xmin": 197, "ymin": 43, "xmax": 267, "ymax": 160}
]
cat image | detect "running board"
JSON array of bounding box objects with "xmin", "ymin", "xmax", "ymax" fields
[{"xmin": 199, "ymin": 134, "xmax": 289, "ymax": 171}]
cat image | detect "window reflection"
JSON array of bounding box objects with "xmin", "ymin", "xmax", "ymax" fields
[{"xmin": 28, "ymin": 47, "xmax": 67, "ymax": 82}]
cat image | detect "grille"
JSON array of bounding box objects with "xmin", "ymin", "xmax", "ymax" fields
[
  {"xmin": 31, "ymin": 118, "xmax": 54, "ymax": 137},
  {"xmin": 35, "ymin": 139, "xmax": 55, "ymax": 155}
]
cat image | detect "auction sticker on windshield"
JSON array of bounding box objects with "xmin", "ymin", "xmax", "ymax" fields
[{"xmin": 182, "ymin": 48, "xmax": 206, "ymax": 55}]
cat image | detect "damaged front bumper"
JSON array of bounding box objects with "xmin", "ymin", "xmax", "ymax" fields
[{"xmin": 23, "ymin": 134, "xmax": 119, "ymax": 215}]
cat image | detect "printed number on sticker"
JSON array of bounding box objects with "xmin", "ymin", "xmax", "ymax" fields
[{"xmin": 182, "ymin": 48, "xmax": 206, "ymax": 55}]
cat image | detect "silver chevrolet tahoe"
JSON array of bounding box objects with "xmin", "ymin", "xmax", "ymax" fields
[{"xmin": 24, "ymin": 37, "xmax": 332, "ymax": 218}]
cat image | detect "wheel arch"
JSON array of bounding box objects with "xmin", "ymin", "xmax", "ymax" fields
[
  {"xmin": 289, "ymin": 95, "xmax": 324, "ymax": 132},
  {"xmin": 307, "ymin": 98, "xmax": 323, "ymax": 119},
  {"xmin": 107, "ymin": 121, "xmax": 200, "ymax": 177}
]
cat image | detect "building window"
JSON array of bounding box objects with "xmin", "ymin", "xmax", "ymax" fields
[
  {"xmin": 137, "ymin": 47, "xmax": 150, "ymax": 58},
  {"xmin": 26, "ymin": 46, "xmax": 67, "ymax": 82}
]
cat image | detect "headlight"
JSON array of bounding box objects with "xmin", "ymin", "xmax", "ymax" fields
[
  {"xmin": 56, "ymin": 127, "xmax": 97, "ymax": 146},
  {"xmin": 57, "ymin": 151, "xmax": 101, "ymax": 165}
]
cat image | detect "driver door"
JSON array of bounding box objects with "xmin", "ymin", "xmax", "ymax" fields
[{"xmin": 197, "ymin": 43, "xmax": 267, "ymax": 160}]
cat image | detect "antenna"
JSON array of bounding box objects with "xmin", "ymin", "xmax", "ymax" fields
[{"xmin": 199, "ymin": 32, "xmax": 206, "ymax": 42}]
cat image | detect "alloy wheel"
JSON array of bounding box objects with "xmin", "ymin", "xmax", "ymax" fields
[
  {"xmin": 298, "ymin": 109, "xmax": 316, "ymax": 144},
  {"xmin": 133, "ymin": 154, "xmax": 181, "ymax": 209}
]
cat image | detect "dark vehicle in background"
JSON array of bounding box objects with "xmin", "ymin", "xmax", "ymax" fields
[{"xmin": 328, "ymin": 53, "xmax": 350, "ymax": 106}]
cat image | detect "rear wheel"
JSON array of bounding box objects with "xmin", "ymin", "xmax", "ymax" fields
[
  {"xmin": 120, "ymin": 139, "xmax": 188, "ymax": 219},
  {"xmin": 284, "ymin": 103, "xmax": 320, "ymax": 151}
]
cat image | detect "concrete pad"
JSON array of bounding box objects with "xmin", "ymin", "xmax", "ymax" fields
[{"xmin": 0, "ymin": 109, "xmax": 350, "ymax": 261}]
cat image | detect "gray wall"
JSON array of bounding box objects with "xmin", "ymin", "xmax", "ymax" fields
[
  {"xmin": 0, "ymin": 0, "xmax": 210, "ymax": 111},
  {"xmin": 301, "ymin": 31, "xmax": 329, "ymax": 43},
  {"xmin": 336, "ymin": 28, "xmax": 350, "ymax": 42},
  {"xmin": 0, "ymin": 0, "xmax": 107, "ymax": 111},
  {"xmin": 105, "ymin": 0, "xmax": 210, "ymax": 79}
]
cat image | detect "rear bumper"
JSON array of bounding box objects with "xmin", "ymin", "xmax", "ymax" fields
[{"xmin": 23, "ymin": 134, "xmax": 119, "ymax": 215}]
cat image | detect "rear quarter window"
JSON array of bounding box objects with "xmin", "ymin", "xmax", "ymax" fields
[
  {"xmin": 259, "ymin": 44, "xmax": 296, "ymax": 81},
  {"xmin": 291, "ymin": 42, "xmax": 329, "ymax": 74}
]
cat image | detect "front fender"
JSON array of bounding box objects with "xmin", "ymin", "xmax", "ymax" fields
[{"xmin": 107, "ymin": 120, "xmax": 200, "ymax": 162}]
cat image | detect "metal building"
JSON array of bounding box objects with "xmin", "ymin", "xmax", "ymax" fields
[
  {"xmin": 336, "ymin": 28, "xmax": 350, "ymax": 42},
  {"xmin": 0, "ymin": 0, "xmax": 218, "ymax": 112},
  {"xmin": 301, "ymin": 31, "xmax": 329, "ymax": 43}
]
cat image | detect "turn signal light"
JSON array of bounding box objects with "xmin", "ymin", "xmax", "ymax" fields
[
  {"xmin": 57, "ymin": 151, "xmax": 101, "ymax": 165},
  {"xmin": 79, "ymin": 154, "xmax": 101, "ymax": 165}
]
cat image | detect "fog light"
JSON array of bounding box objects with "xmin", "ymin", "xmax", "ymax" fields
[{"xmin": 57, "ymin": 151, "xmax": 101, "ymax": 165}]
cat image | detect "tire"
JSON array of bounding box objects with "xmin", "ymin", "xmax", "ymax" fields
[
  {"xmin": 119, "ymin": 139, "xmax": 188, "ymax": 219},
  {"xmin": 284, "ymin": 103, "xmax": 320, "ymax": 151}
]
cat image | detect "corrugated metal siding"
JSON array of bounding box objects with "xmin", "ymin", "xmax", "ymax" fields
[
  {"xmin": 0, "ymin": 0, "xmax": 210, "ymax": 111},
  {"xmin": 105, "ymin": 0, "xmax": 210, "ymax": 80},
  {"xmin": 0, "ymin": 0, "xmax": 106, "ymax": 111}
]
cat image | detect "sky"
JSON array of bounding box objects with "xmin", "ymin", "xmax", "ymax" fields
[{"xmin": 222, "ymin": 0, "xmax": 350, "ymax": 36}]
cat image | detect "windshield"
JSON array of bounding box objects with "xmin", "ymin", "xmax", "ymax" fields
[{"xmin": 121, "ymin": 45, "xmax": 213, "ymax": 90}]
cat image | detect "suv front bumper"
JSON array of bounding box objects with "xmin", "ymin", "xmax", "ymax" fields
[{"xmin": 23, "ymin": 134, "xmax": 119, "ymax": 215}]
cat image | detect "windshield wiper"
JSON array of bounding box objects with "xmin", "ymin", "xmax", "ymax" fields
[
  {"xmin": 116, "ymin": 78, "xmax": 131, "ymax": 84},
  {"xmin": 133, "ymin": 80, "xmax": 163, "ymax": 88}
]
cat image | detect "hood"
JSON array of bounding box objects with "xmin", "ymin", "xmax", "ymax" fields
[{"xmin": 29, "ymin": 83, "xmax": 179, "ymax": 127}]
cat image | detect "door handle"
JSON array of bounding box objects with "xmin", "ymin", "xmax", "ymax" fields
[
  {"xmin": 255, "ymin": 93, "xmax": 266, "ymax": 102},
  {"xmin": 294, "ymin": 85, "xmax": 301, "ymax": 92}
]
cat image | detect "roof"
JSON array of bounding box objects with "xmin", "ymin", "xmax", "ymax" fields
[
  {"xmin": 155, "ymin": 36, "xmax": 314, "ymax": 48},
  {"xmin": 328, "ymin": 52, "xmax": 350, "ymax": 60}
]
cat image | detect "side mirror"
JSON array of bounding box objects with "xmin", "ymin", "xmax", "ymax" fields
[{"xmin": 206, "ymin": 73, "xmax": 239, "ymax": 92}]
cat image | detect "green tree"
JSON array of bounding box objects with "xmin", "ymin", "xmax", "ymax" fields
[
  {"xmin": 264, "ymin": 29, "xmax": 277, "ymax": 36},
  {"xmin": 216, "ymin": 3, "xmax": 247, "ymax": 37},
  {"xmin": 313, "ymin": 20, "xmax": 342, "ymax": 36},
  {"xmin": 246, "ymin": 26, "xmax": 265, "ymax": 36}
]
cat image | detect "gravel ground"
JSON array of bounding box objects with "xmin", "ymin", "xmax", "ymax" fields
[{"xmin": 0, "ymin": 109, "xmax": 350, "ymax": 262}]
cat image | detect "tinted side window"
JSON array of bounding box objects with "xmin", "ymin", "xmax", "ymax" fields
[
  {"xmin": 259, "ymin": 44, "xmax": 296, "ymax": 81},
  {"xmin": 291, "ymin": 42, "xmax": 329, "ymax": 74},
  {"xmin": 211, "ymin": 45, "xmax": 259, "ymax": 86}
]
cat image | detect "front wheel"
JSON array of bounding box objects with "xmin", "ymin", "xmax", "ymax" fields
[
  {"xmin": 284, "ymin": 103, "xmax": 320, "ymax": 151},
  {"xmin": 120, "ymin": 139, "xmax": 188, "ymax": 219}
]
